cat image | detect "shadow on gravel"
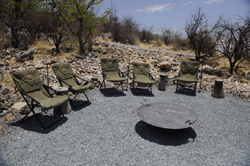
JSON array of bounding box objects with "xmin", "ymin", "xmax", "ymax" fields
[
  {"xmin": 130, "ymin": 88, "xmax": 155, "ymax": 96},
  {"xmin": 135, "ymin": 121, "xmax": 197, "ymax": 146},
  {"xmin": 70, "ymin": 101, "xmax": 91, "ymax": 111},
  {"xmin": 175, "ymin": 88, "xmax": 197, "ymax": 96},
  {"xmin": 13, "ymin": 115, "xmax": 68, "ymax": 134},
  {"xmin": 100, "ymin": 89, "xmax": 126, "ymax": 97}
]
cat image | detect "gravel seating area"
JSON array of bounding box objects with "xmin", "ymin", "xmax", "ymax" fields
[{"xmin": 1, "ymin": 86, "xmax": 250, "ymax": 166}]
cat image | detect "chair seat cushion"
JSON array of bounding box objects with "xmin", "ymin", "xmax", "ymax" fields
[
  {"xmin": 106, "ymin": 77, "xmax": 127, "ymax": 82},
  {"xmin": 134, "ymin": 79, "xmax": 156, "ymax": 84},
  {"xmin": 176, "ymin": 74, "xmax": 198, "ymax": 83},
  {"xmin": 28, "ymin": 90, "xmax": 68, "ymax": 109},
  {"xmin": 69, "ymin": 82, "xmax": 93, "ymax": 93},
  {"xmin": 134, "ymin": 75, "xmax": 156, "ymax": 84},
  {"xmin": 104, "ymin": 71, "xmax": 127, "ymax": 82},
  {"xmin": 40, "ymin": 95, "xmax": 68, "ymax": 109}
]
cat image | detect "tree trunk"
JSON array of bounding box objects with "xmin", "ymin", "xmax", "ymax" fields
[
  {"xmin": 55, "ymin": 43, "xmax": 60, "ymax": 53},
  {"xmin": 78, "ymin": 19, "xmax": 85, "ymax": 54},
  {"xmin": 78, "ymin": 35, "xmax": 85, "ymax": 54},
  {"xmin": 229, "ymin": 61, "xmax": 234, "ymax": 74},
  {"xmin": 11, "ymin": 25, "xmax": 19, "ymax": 48},
  {"xmin": 88, "ymin": 29, "xmax": 93, "ymax": 52}
]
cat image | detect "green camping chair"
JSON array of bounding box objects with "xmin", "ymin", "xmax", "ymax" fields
[
  {"xmin": 12, "ymin": 69, "xmax": 68, "ymax": 129},
  {"xmin": 132, "ymin": 62, "xmax": 156, "ymax": 94},
  {"xmin": 175, "ymin": 60, "xmax": 199, "ymax": 93},
  {"xmin": 52, "ymin": 63, "xmax": 93, "ymax": 108},
  {"xmin": 100, "ymin": 58, "xmax": 127, "ymax": 94}
]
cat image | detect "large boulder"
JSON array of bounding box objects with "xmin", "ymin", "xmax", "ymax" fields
[
  {"xmin": 15, "ymin": 50, "xmax": 34, "ymax": 62},
  {"xmin": 203, "ymin": 65, "xmax": 230, "ymax": 77},
  {"xmin": 159, "ymin": 61, "xmax": 171, "ymax": 70},
  {"xmin": 0, "ymin": 85, "xmax": 10, "ymax": 95}
]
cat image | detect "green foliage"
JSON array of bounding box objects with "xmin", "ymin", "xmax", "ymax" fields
[
  {"xmin": 0, "ymin": 0, "xmax": 45, "ymax": 47},
  {"xmin": 49, "ymin": 0, "xmax": 112, "ymax": 53},
  {"xmin": 54, "ymin": 0, "xmax": 111, "ymax": 31}
]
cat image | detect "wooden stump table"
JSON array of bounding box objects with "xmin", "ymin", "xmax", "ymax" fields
[
  {"xmin": 211, "ymin": 79, "xmax": 224, "ymax": 98},
  {"xmin": 53, "ymin": 87, "xmax": 72, "ymax": 115},
  {"xmin": 158, "ymin": 74, "xmax": 168, "ymax": 91}
]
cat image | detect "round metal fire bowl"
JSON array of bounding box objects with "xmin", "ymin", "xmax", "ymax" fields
[{"xmin": 137, "ymin": 102, "xmax": 198, "ymax": 129}]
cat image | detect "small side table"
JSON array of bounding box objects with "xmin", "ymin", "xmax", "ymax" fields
[
  {"xmin": 53, "ymin": 87, "xmax": 72, "ymax": 114},
  {"xmin": 211, "ymin": 79, "xmax": 224, "ymax": 98}
]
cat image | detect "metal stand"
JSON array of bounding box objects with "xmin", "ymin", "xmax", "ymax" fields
[
  {"xmin": 198, "ymin": 59, "xmax": 203, "ymax": 93},
  {"xmin": 47, "ymin": 64, "xmax": 49, "ymax": 86}
]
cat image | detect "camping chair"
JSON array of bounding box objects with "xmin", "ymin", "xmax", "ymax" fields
[
  {"xmin": 175, "ymin": 60, "xmax": 199, "ymax": 93},
  {"xmin": 100, "ymin": 58, "xmax": 127, "ymax": 94},
  {"xmin": 52, "ymin": 63, "xmax": 93, "ymax": 108},
  {"xmin": 12, "ymin": 69, "xmax": 68, "ymax": 129},
  {"xmin": 132, "ymin": 62, "xmax": 156, "ymax": 94}
]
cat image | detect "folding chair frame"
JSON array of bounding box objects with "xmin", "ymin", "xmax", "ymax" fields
[
  {"xmin": 131, "ymin": 72, "xmax": 155, "ymax": 94},
  {"xmin": 100, "ymin": 68, "xmax": 127, "ymax": 95},
  {"xmin": 175, "ymin": 70, "xmax": 199, "ymax": 94},
  {"xmin": 55, "ymin": 74, "xmax": 90, "ymax": 108},
  {"xmin": 14, "ymin": 82, "xmax": 64, "ymax": 129}
]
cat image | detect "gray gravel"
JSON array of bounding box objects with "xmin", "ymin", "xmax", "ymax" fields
[{"xmin": 1, "ymin": 86, "xmax": 250, "ymax": 166}]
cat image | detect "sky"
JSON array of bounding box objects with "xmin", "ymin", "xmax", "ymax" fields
[{"xmin": 99, "ymin": 0, "xmax": 250, "ymax": 34}]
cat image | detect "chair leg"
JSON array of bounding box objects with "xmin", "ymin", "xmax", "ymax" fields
[
  {"xmin": 121, "ymin": 81, "xmax": 124, "ymax": 92},
  {"xmin": 149, "ymin": 85, "xmax": 152, "ymax": 93},
  {"xmin": 127, "ymin": 79, "xmax": 129, "ymax": 91},
  {"xmin": 69, "ymin": 92, "xmax": 90, "ymax": 108},
  {"xmin": 193, "ymin": 82, "xmax": 197, "ymax": 93},
  {"xmin": 20, "ymin": 109, "xmax": 36, "ymax": 124},
  {"xmin": 103, "ymin": 80, "xmax": 107, "ymax": 94},
  {"xmin": 176, "ymin": 81, "xmax": 179, "ymax": 92},
  {"xmin": 100, "ymin": 80, "xmax": 125, "ymax": 95},
  {"xmin": 133, "ymin": 83, "xmax": 153, "ymax": 95}
]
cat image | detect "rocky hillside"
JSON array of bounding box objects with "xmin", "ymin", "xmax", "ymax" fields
[{"xmin": 0, "ymin": 39, "xmax": 250, "ymax": 135}]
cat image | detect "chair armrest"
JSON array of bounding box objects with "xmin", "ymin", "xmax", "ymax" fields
[
  {"xmin": 43, "ymin": 84, "xmax": 62, "ymax": 96},
  {"xmin": 196, "ymin": 70, "xmax": 199, "ymax": 80},
  {"xmin": 173, "ymin": 69, "xmax": 182, "ymax": 84},
  {"xmin": 101, "ymin": 69, "xmax": 107, "ymax": 80},
  {"xmin": 118, "ymin": 68, "xmax": 126, "ymax": 78},
  {"xmin": 149, "ymin": 73, "xmax": 155, "ymax": 81},
  {"xmin": 57, "ymin": 77, "xmax": 73, "ymax": 88},
  {"xmin": 176, "ymin": 70, "xmax": 181, "ymax": 78},
  {"xmin": 133, "ymin": 71, "xmax": 136, "ymax": 80},
  {"xmin": 73, "ymin": 74, "xmax": 89, "ymax": 85},
  {"xmin": 199, "ymin": 68, "xmax": 203, "ymax": 79}
]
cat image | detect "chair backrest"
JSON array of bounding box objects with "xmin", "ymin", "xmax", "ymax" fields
[
  {"xmin": 180, "ymin": 60, "xmax": 199, "ymax": 76},
  {"xmin": 12, "ymin": 69, "xmax": 51, "ymax": 104},
  {"xmin": 132, "ymin": 62, "xmax": 150, "ymax": 78},
  {"xmin": 52, "ymin": 63, "xmax": 77, "ymax": 87},
  {"xmin": 52, "ymin": 63, "xmax": 74, "ymax": 81},
  {"xmin": 12, "ymin": 69, "xmax": 42, "ymax": 93},
  {"xmin": 101, "ymin": 58, "xmax": 119, "ymax": 78}
]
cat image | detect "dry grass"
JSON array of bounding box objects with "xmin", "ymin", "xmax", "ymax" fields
[
  {"xmin": 31, "ymin": 39, "xmax": 54, "ymax": 50},
  {"xmin": 136, "ymin": 41, "xmax": 174, "ymax": 51},
  {"xmin": 206, "ymin": 55, "xmax": 250, "ymax": 76}
]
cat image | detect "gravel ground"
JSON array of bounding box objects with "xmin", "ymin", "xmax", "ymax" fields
[{"xmin": 1, "ymin": 86, "xmax": 250, "ymax": 166}]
